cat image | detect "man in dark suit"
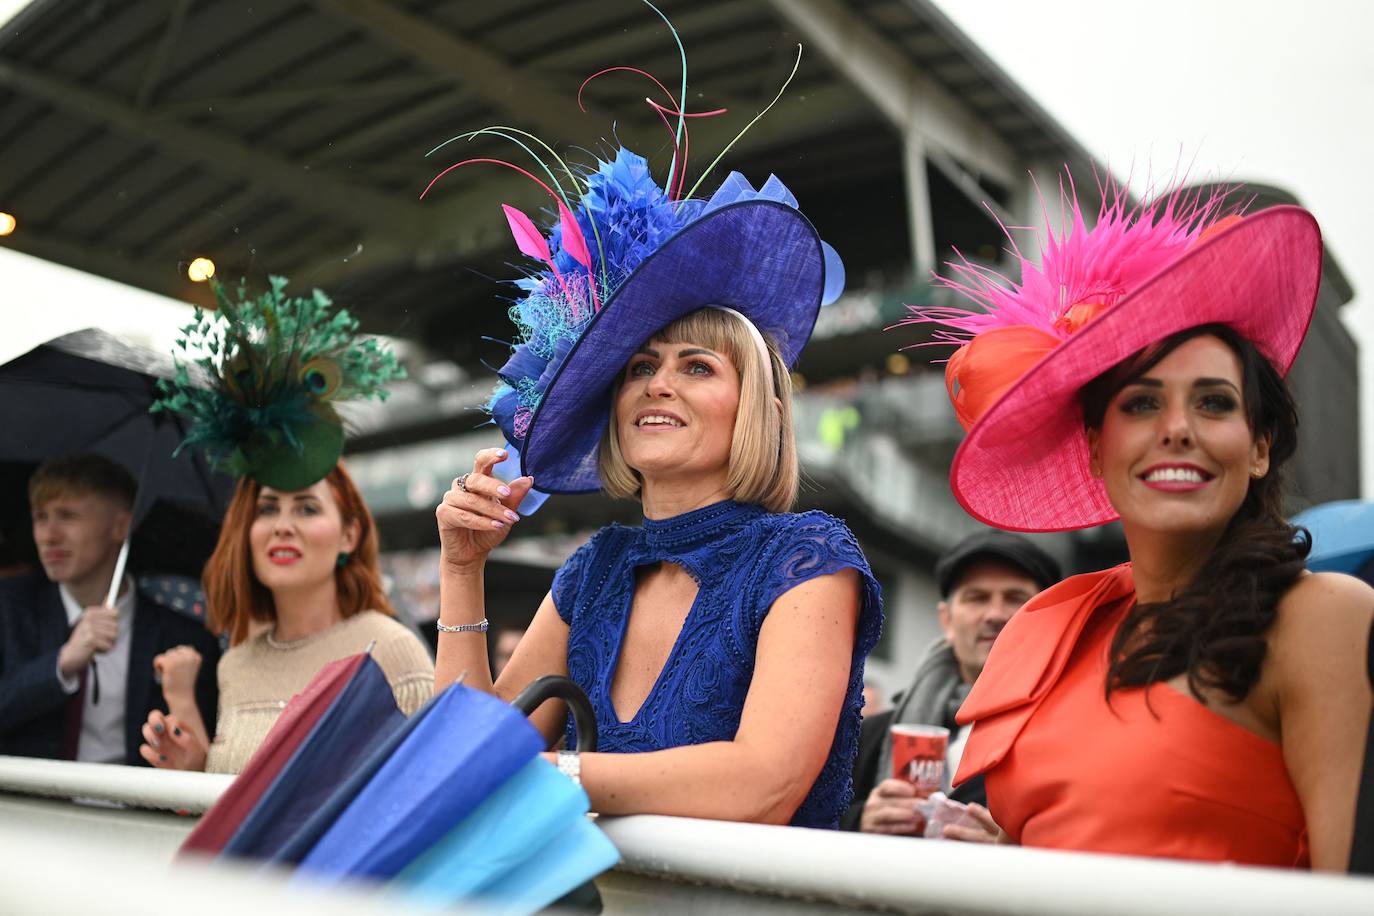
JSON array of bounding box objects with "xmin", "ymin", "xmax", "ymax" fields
[
  {"xmin": 842, "ymin": 531, "xmax": 1061, "ymax": 833},
  {"xmin": 0, "ymin": 454, "xmax": 219, "ymax": 766}
]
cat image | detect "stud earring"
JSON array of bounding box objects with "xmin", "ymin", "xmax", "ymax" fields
[{"xmin": 336, "ymin": 551, "xmax": 351, "ymax": 568}]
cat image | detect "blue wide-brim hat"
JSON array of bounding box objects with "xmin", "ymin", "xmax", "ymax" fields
[
  {"xmin": 524, "ymin": 196, "xmax": 832, "ymax": 494},
  {"xmin": 471, "ymin": 148, "xmax": 844, "ymax": 499}
]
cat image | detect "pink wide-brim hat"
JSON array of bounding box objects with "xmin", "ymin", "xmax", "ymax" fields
[{"xmin": 950, "ymin": 205, "xmax": 1322, "ymax": 532}]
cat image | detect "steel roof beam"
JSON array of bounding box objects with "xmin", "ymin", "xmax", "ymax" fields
[
  {"xmin": 154, "ymin": 75, "xmax": 444, "ymax": 119},
  {"xmin": 763, "ymin": 0, "xmax": 1020, "ymax": 188},
  {"xmin": 534, "ymin": 0, "xmax": 763, "ymax": 68},
  {"xmin": 316, "ymin": 0, "xmax": 617, "ymax": 144},
  {"xmin": 0, "ymin": 60, "xmax": 421, "ymax": 232},
  {"xmin": 135, "ymin": 0, "xmax": 190, "ymax": 109},
  {"xmin": 292, "ymin": 80, "xmax": 873, "ymax": 290}
]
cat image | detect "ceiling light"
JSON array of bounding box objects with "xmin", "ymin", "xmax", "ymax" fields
[{"xmin": 187, "ymin": 257, "xmax": 215, "ymax": 282}]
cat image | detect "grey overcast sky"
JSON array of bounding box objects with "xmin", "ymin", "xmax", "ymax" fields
[{"xmin": 933, "ymin": 0, "xmax": 1374, "ymax": 495}]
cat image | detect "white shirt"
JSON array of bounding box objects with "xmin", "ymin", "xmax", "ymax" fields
[
  {"xmin": 945, "ymin": 723, "xmax": 972, "ymax": 791},
  {"xmin": 56, "ymin": 578, "xmax": 135, "ymax": 764}
]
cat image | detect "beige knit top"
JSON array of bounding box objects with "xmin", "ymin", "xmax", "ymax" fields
[{"xmin": 205, "ymin": 611, "xmax": 434, "ymax": 775}]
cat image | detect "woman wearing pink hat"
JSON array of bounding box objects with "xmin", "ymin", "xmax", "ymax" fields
[{"xmin": 907, "ymin": 185, "xmax": 1373, "ymax": 870}]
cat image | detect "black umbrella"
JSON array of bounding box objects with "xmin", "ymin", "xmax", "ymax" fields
[{"xmin": 0, "ymin": 328, "xmax": 234, "ymax": 583}]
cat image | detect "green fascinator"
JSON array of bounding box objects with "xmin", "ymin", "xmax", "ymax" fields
[{"xmin": 152, "ymin": 276, "xmax": 404, "ymax": 490}]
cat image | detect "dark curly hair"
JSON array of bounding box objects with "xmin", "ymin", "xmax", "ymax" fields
[{"xmin": 1080, "ymin": 324, "xmax": 1310, "ymax": 703}]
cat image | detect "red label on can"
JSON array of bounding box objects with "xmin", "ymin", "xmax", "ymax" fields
[{"xmin": 890, "ymin": 725, "xmax": 948, "ymax": 796}]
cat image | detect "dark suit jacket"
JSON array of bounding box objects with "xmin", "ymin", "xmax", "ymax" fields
[
  {"xmin": 841, "ymin": 708, "xmax": 986, "ymax": 831},
  {"xmin": 0, "ymin": 572, "xmax": 220, "ymax": 766}
]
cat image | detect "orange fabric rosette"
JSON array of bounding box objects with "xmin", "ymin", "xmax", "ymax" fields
[{"xmin": 945, "ymin": 302, "xmax": 1111, "ymax": 431}]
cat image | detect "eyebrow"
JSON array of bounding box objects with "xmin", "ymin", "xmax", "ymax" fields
[
  {"xmin": 633, "ymin": 346, "xmax": 721, "ymax": 360},
  {"xmin": 258, "ymin": 493, "xmax": 321, "ymax": 502},
  {"xmin": 1127, "ymin": 377, "xmax": 1241, "ymax": 394}
]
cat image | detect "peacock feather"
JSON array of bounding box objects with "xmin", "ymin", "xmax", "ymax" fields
[{"xmin": 152, "ymin": 275, "xmax": 405, "ymax": 490}]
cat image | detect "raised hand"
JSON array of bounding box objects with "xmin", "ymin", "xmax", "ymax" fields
[
  {"xmin": 436, "ymin": 447, "xmax": 535, "ymax": 573},
  {"xmin": 153, "ymin": 645, "xmax": 203, "ymax": 703},
  {"xmin": 57, "ymin": 605, "xmax": 119, "ymax": 678}
]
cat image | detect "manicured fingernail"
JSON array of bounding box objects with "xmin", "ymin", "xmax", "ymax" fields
[
  {"xmin": 497, "ymin": 485, "xmax": 511, "ymax": 497},
  {"xmin": 504, "ymin": 509, "xmax": 520, "ymax": 523},
  {"xmin": 173, "ymin": 727, "xmax": 182, "ymax": 737},
  {"xmin": 153, "ymin": 723, "xmax": 164, "ymax": 734},
  {"xmin": 491, "ymin": 520, "xmax": 506, "ymax": 529}
]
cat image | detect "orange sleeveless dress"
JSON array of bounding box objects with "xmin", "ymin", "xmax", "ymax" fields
[{"xmin": 954, "ymin": 563, "xmax": 1309, "ymax": 867}]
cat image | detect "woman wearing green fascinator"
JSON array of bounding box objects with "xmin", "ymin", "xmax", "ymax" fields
[{"xmin": 138, "ymin": 277, "xmax": 433, "ymax": 774}]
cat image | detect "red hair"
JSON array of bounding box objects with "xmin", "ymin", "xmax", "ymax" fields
[{"xmin": 203, "ymin": 462, "xmax": 396, "ymax": 647}]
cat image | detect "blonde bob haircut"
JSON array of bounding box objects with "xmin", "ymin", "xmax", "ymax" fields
[{"xmin": 598, "ymin": 307, "xmax": 798, "ymax": 513}]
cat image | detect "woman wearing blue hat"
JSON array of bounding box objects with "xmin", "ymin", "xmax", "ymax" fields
[{"xmin": 427, "ymin": 131, "xmax": 882, "ymax": 827}]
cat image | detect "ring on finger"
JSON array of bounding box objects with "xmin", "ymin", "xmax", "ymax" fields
[{"xmin": 456, "ymin": 473, "xmax": 471, "ymax": 493}]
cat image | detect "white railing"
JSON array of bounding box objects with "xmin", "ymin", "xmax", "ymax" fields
[
  {"xmin": 2, "ymin": 756, "xmax": 1373, "ymax": 916},
  {"xmin": 0, "ymin": 754, "xmax": 231, "ymax": 812}
]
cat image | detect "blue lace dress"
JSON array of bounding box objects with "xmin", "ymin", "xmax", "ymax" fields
[{"xmin": 552, "ymin": 499, "xmax": 883, "ymax": 828}]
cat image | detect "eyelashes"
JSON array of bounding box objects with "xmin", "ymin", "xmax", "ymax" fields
[
  {"xmin": 1115, "ymin": 392, "xmax": 1239, "ymax": 416},
  {"xmin": 625, "ymin": 359, "xmax": 714, "ymax": 379}
]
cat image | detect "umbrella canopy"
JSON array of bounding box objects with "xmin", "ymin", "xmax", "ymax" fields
[
  {"xmin": 1292, "ymin": 500, "xmax": 1374, "ymax": 577},
  {"xmin": 0, "ymin": 328, "xmax": 233, "ymax": 518},
  {"xmin": 222, "ymin": 655, "xmax": 404, "ymax": 861},
  {"xmin": 180, "ymin": 653, "xmax": 373, "ymax": 858},
  {"xmin": 0, "ymin": 329, "xmax": 234, "ymax": 583},
  {"xmin": 295, "ymin": 683, "xmax": 547, "ymax": 884},
  {"xmin": 265, "ymin": 684, "xmax": 445, "ymax": 867},
  {"xmin": 396, "ymin": 756, "xmax": 619, "ymax": 912}
]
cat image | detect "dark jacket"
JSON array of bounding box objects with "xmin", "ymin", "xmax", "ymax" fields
[
  {"xmin": 841, "ymin": 708, "xmax": 986, "ymax": 831},
  {"xmin": 0, "ymin": 572, "xmax": 220, "ymax": 766}
]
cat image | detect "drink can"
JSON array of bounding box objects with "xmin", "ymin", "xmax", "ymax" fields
[{"xmin": 889, "ymin": 723, "xmax": 949, "ymax": 796}]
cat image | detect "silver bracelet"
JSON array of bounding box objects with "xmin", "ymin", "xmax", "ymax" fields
[
  {"xmin": 436, "ymin": 617, "xmax": 489, "ymax": 634},
  {"xmin": 557, "ymin": 749, "xmax": 581, "ymax": 786}
]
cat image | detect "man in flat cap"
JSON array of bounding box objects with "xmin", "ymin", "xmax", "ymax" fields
[{"xmin": 843, "ymin": 531, "xmax": 1061, "ymax": 833}]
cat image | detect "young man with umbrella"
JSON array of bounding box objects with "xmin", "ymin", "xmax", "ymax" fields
[{"xmin": 0, "ymin": 453, "xmax": 220, "ymax": 765}]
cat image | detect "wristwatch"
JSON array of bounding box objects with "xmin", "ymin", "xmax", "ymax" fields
[{"xmin": 557, "ymin": 749, "xmax": 581, "ymax": 786}]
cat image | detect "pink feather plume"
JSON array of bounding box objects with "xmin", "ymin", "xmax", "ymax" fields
[
  {"xmin": 901, "ymin": 175, "xmax": 1240, "ymax": 346},
  {"xmin": 502, "ymin": 203, "xmax": 572, "ymax": 300},
  {"xmin": 503, "ymin": 204, "xmax": 552, "ymax": 263},
  {"xmin": 557, "ymin": 201, "xmax": 600, "ymax": 312},
  {"xmin": 557, "ymin": 203, "xmax": 590, "ymax": 269}
]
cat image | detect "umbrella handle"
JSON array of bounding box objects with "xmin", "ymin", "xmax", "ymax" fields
[{"xmin": 511, "ymin": 675, "xmax": 598, "ymax": 752}]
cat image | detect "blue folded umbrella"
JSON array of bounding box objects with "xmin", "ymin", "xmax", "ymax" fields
[
  {"xmin": 294, "ymin": 683, "xmax": 546, "ymax": 884},
  {"xmin": 1293, "ymin": 500, "xmax": 1374, "ymax": 576},
  {"xmin": 265, "ymin": 688, "xmax": 445, "ymax": 867},
  {"xmin": 475, "ymin": 816, "xmax": 620, "ymax": 916},
  {"xmin": 396, "ymin": 755, "xmax": 617, "ymax": 908},
  {"xmin": 222, "ymin": 655, "xmax": 405, "ymax": 861}
]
